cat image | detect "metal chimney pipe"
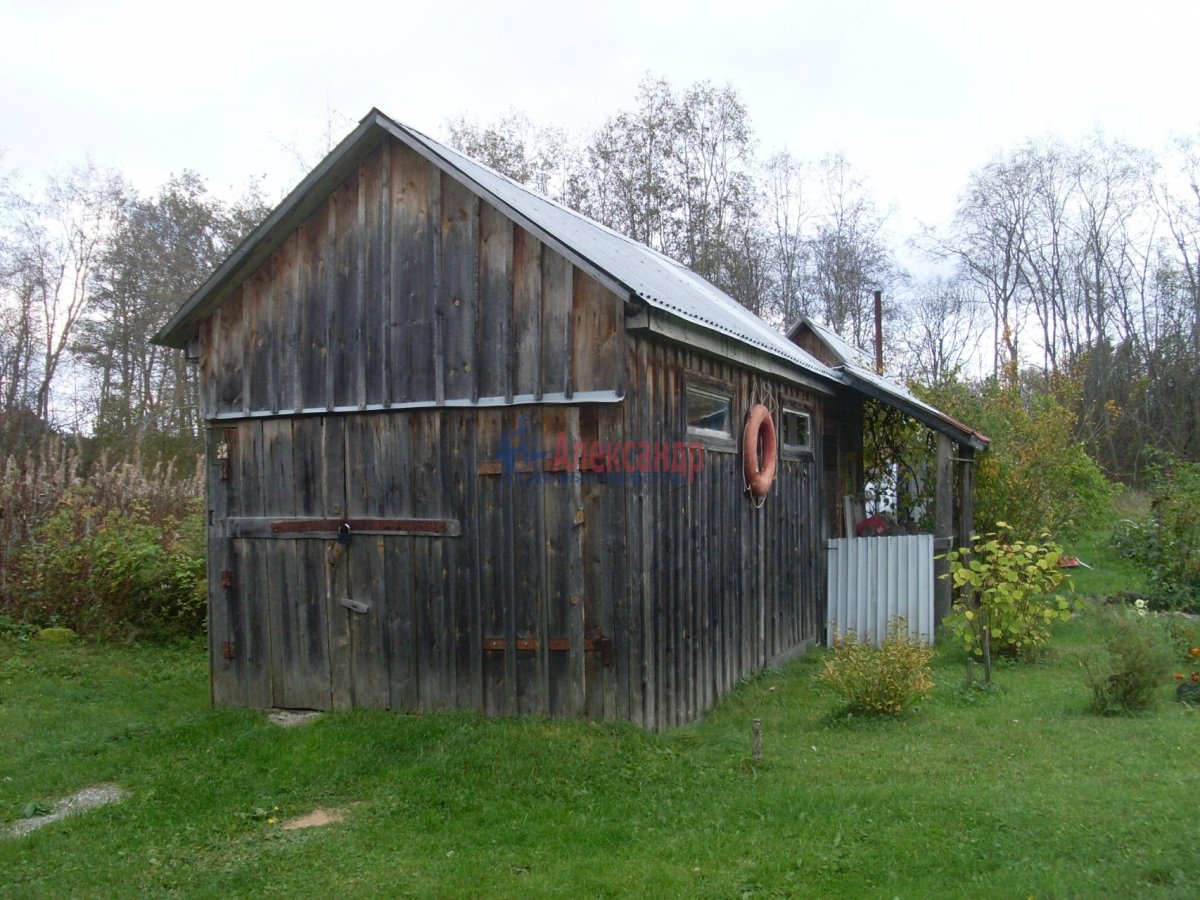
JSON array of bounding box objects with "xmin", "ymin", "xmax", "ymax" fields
[{"xmin": 874, "ymin": 289, "xmax": 884, "ymax": 374}]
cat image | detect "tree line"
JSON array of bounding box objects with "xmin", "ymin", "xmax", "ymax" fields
[
  {"xmin": 0, "ymin": 165, "xmax": 269, "ymax": 464},
  {"xmin": 450, "ymin": 76, "xmax": 1200, "ymax": 484},
  {"xmin": 2, "ymin": 75, "xmax": 1199, "ymax": 487}
]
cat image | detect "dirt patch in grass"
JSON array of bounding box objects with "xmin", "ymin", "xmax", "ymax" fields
[{"xmin": 281, "ymin": 808, "xmax": 345, "ymax": 830}]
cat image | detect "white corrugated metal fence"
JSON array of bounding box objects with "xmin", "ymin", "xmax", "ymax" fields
[{"xmin": 826, "ymin": 535, "xmax": 935, "ymax": 646}]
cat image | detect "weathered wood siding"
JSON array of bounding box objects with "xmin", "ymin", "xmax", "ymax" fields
[
  {"xmin": 206, "ymin": 406, "xmax": 630, "ymax": 719},
  {"xmin": 199, "ymin": 132, "xmax": 826, "ymax": 730},
  {"xmin": 622, "ymin": 334, "xmax": 826, "ymax": 729},
  {"xmin": 206, "ymin": 375, "xmax": 824, "ymax": 729},
  {"xmin": 197, "ymin": 139, "xmax": 623, "ymax": 418}
]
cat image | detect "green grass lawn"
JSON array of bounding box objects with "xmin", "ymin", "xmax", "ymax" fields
[{"xmin": 2, "ymin": 606, "xmax": 1198, "ymax": 898}]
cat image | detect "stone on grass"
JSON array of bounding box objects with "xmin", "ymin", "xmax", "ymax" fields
[
  {"xmin": 6, "ymin": 784, "xmax": 125, "ymax": 838},
  {"xmin": 267, "ymin": 710, "xmax": 323, "ymax": 728}
]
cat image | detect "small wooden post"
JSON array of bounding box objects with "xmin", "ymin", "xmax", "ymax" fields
[
  {"xmin": 934, "ymin": 433, "xmax": 955, "ymax": 624},
  {"xmin": 751, "ymin": 718, "xmax": 763, "ymax": 762}
]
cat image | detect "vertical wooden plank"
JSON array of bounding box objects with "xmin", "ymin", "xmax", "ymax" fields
[
  {"xmin": 347, "ymin": 533, "xmax": 390, "ymax": 708},
  {"xmin": 394, "ymin": 150, "xmax": 439, "ymax": 402},
  {"xmin": 579, "ymin": 405, "xmax": 624, "ymax": 719},
  {"xmin": 693, "ymin": 431, "xmax": 709, "ymax": 717},
  {"xmin": 343, "ymin": 414, "xmax": 391, "ymax": 708},
  {"xmin": 199, "ymin": 319, "xmax": 217, "ymax": 420},
  {"xmin": 934, "ymin": 432, "xmax": 954, "ymax": 623},
  {"xmin": 325, "ymin": 416, "xmax": 352, "ymax": 708},
  {"xmin": 475, "ymin": 410, "xmax": 506, "ymax": 715},
  {"xmin": 509, "ymin": 410, "xmax": 545, "ymax": 715},
  {"xmin": 637, "ymin": 338, "xmax": 657, "ymax": 729},
  {"xmin": 292, "ymin": 541, "xmax": 334, "ymax": 709},
  {"xmin": 512, "ymin": 227, "xmax": 543, "ymax": 400},
  {"xmin": 579, "ymin": 407, "xmax": 603, "ymax": 718},
  {"xmin": 385, "ymin": 414, "xmax": 418, "ymax": 710},
  {"xmin": 441, "ymin": 412, "xmax": 480, "ymax": 709},
  {"xmin": 412, "ymin": 411, "xmax": 448, "ymax": 708},
  {"xmin": 297, "ymin": 209, "xmax": 328, "ymax": 411},
  {"xmin": 542, "ymin": 406, "xmax": 585, "ymax": 717},
  {"xmin": 479, "ymin": 204, "xmax": 514, "ymax": 401},
  {"xmin": 296, "ymin": 538, "xmax": 334, "ymax": 708},
  {"xmin": 363, "ymin": 144, "xmax": 387, "ymax": 407},
  {"xmin": 243, "ymin": 270, "xmax": 270, "ymax": 415},
  {"xmin": 275, "ymin": 235, "xmax": 298, "ymax": 413},
  {"xmin": 238, "ymin": 537, "xmax": 274, "ymax": 707},
  {"xmin": 498, "ymin": 418, "xmax": 520, "ymax": 716},
  {"xmin": 236, "ymin": 422, "xmax": 273, "ymax": 708},
  {"xmin": 571, "ymin": 275, "xmax": 622, "ymax": 395},
  {"xmin": 958, "ymin": 446, "xmax": 975, "ymax": 549},
  {"xmin": 261, "ymin": 418, "xmax": 291, "ymax": 708},
  {"xmin": 622, "ymin": 344, "xmax": 646, "ymax": 728},
  {"xmin": 540, "ymin": 251, "xmax": 572, "ymax": 397},
  {"xmin": 206, "ymin": 426, "xmax": 237, "ymax": 706},
  {"xmin": 379, "ymin": 142, "xmax": 393, "ymax": 409},
  {"xmin": 216, "ymin": 291, "xmax": 245, "ymax": 415},
  {"xmin": 330, "ymin": 170, "xmax": 361, "ymax": 408},
  {"xmin": 603, "ymin": 404, "xmax": 631, "ymax": 723},
  {"xmin": 439, "ymin": 177, "xmax": 479, "ymax": 402},
  {"xmin": 388, "ymin": 144, "xmax": 411, "ymax": 403}
]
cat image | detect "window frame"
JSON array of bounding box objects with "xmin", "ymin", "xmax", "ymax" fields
[
  {"xmin": 779, "ymin": 407, "xmax": 814, "ymax": 459},
  {"xmin": 684, "ymin": 382, "xmax": 737, "ymax": 451}
]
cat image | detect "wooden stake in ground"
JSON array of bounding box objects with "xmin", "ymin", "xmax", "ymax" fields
[{"xmin": 752, "ymin": 718, "xmax": 763, "ymax": 762}]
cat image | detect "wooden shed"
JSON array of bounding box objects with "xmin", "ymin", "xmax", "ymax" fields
[{"xmin": 156, "ymin": 109, "xmax": 914, "ymax": 729}]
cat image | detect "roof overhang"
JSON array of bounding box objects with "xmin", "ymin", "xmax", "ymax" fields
[
  {"xmin": 837, "ymin": 365, "xmax": 990, "ymax": 452},
  {"xmin": 626, "ymin": 304, "xmax": 837, "ymax": 396},
  {"xmin": 155, "ymin": 110, "xmax": 842, "ymax": 392},
  {"xmin": 788, "ymin": 315, "xmax": 990, "ymax": 451}
]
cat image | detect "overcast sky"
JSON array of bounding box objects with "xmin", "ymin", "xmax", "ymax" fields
[{"xmin": 4, "ymin": 0, "xmax": 1198, "ymax": 244}]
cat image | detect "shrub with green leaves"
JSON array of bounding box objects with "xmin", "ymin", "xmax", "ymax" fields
[
  {"xmin": 944, "ymin": 524, "xmax": 1077, "ymax": 659},
  {"xmin": 1081, "ymin": 604, "xmax": 1175, "ymax": 714},
  {"xmin": 916, "ymin": 374, "xmax": 1114, "ymax": 541},
  {"xmin": 14, "ymin": 492, "xmax": 206, "ymax": 641},
  {"xmin": 820, "ymin": 618, "xmax": 934, "ymax": 716},
  {"xmin": 1113, "ymin": 455, "xmax": 1200, "ymax": 612}
]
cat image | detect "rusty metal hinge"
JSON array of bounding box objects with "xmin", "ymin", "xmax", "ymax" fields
[
  {"xmin": 481, "ymin": 635, "xmax": 614, "ymax": 667},
  {"xmin": 222, "ymin": 640, "xmax": 235, "ymax": 660},
  {"xmin": 220, "ymin": 570, "xmax": 234, "ymax": 590}
]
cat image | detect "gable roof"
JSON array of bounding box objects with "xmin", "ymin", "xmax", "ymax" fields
[
  {"xmin": 788, "ymin": 316, "xmax": 991, "ymax": 452},
  {"xmin": 154, "ymin": 109, "xmax": 836, "ymax": 387}
]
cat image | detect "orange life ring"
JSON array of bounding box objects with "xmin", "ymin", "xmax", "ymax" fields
[{"xmin": 743, "ymin": 404, "xmax": 777, "ymax": 497}]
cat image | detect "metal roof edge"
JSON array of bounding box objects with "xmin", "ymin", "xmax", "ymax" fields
[
  {"xmin": 369, "ymin": 114, "xmax": 637, "ymax": 303},
  {"xmin": 153, "ymin": 109, "xmax": 837, "ymax": 387},
  {"xmin": 839, "ymin": 367, "xmax": 991, "ymax": 451},
  {"xmin": 629, "ymin": 307, "xmax": 840, "ymax": 396}
]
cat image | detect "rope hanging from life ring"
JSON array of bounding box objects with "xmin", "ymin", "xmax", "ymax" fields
[{"xmin": 743, "ymin": 403, "xmax": 777, "ymax": 504}]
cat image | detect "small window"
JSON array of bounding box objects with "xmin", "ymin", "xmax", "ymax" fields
[
  {"xmin": 686, "ymin": 386, "xmax": 732, "ymax": 437},
  {"xmin": 781, "ymin": 409, "xmax": 812, "ymax": 451}
]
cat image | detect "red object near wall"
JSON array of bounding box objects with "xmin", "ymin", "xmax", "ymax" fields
[{"xmin": 855, "ymin": 514, "xmax": 889, "ymax": 537}]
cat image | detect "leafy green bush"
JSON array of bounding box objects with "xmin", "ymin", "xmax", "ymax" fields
[
  {"xmin": 944, "ymin": 524, "xmax": 1077, "ymax": 659},
  {"xmin": 1113, "ymin": 455, "xmax": 1200, "ymax": 612},
  {"xmin": 916, "ymin": 374, "xmax": 1114, "ymax": 541},
  {"xmin": 1081, "ymin": 604, "xmax": 1175, "ymax": 714},
  {"xmin": 820, "ymin": 618, "xmax": 934, "ymax": 715},
  {"xmin": 13, "ymin": 492, "xmax": 205, "ymax": 641}
]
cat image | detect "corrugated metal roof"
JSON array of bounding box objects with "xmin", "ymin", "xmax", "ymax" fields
[
  {"xmin": 391, "ymin": 117, "xmax": 836, "ymax": 381},
  {"xmin": 791, "ymin": 316, "xmax": 990, "ymax": 451},
  {"xmin": 156, "ymin": 109, "xmax": 837, "ymax": 385}
]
